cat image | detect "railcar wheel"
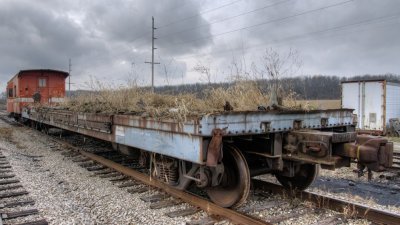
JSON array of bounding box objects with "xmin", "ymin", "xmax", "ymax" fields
[
  {"xmin": 275, "ymin": 163, "xmax": 319, "ymax": 190},
  {"xmin": 206, "ymin": 144, "xmax": 250, "ymax": 208}
]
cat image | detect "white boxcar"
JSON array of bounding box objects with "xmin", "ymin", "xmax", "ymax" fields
[{"xmin": 341, "ymin": 80, "xmax": 400, "ymax": 134}]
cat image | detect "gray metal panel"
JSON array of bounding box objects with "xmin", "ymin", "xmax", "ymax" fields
[
  {"xmin": 386, "ymin": 84, "xmax": 400, "ymax": 125},
  {"xmin": 113, "ymin": 115, "xmax": 200, "ymax": 135},
  {"xmin": 199, "ymin": 110, "xmax": 353, "ymax": 136},
  {"xmin": 342, "ymin": 82, "xmax": 361, "ymax": 129},
  {"xmin": 363, "ymin": 82, "xmax": 384, "ymax": 130},
  {"xmin": 115, "ymin": 125, "xmax": 204, "ymax": 164}
]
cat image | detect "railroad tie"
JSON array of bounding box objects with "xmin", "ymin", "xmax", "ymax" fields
[
  {"xmin": 186, "ymin": 217, "xmax": 216, "ymax": 225},
  {"xmin": 0, "ymin": 184, "xmax": 23, "ymax": 191},
  {"xmin": 166, "ymin": 207, "xmax": 201, "ymax": 218},
  {"xmin": 15, "ymin": 219, "xmax": 49, "ymax": 225},
  {"xmin": 0, "ymin": 179, "xmax": 20, "ymax": 185},
  {"xmin": 72, "ymin": 158, "xmax": 90, "ymax": 163},
  {"xmin": 117, "ymin": 181, "xmax": 138, "ymax": 188},
  {"xmin": 0, "ymin": 200, "xmax": 35, "ymax": 209},
  {"xmin": 87, "ymin": 165, "xmax": 107, "ymax": 171},
  {"xmin": 0, "ymin": 174, "xmax": 16, "ymax": 179},
  {"xmin": 0, "ymin": 191, "xmax": 29, "ymax": 199},
  {"xmin": 92, "ymin": 169, "xmax": 114, "ymax": 175},
  {"xmin": 79, "ymin": 162, "xmax": 96, "ymax": 168},
  {"xmin": 0, "ymin": 165, "xmax": 11, "ymax": 169},
  {"xmin": 61, "ymin": 152, "xmax": 80, "ymax": 157},
  {"xmin": 149, "ymin": 199, "xmax": 182, "ymax": 209},
  {"xmin": 140, "ymin": 194, "xmax": 167, "ymax": 203},
  {"xmin": 127, "ymin": 187, "xmax": 148, "ymax": 194},
  {"xmin": 1, "ymin": 209, "xmax": 39, "ymax": 219}
]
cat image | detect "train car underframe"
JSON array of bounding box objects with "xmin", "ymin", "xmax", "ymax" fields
[{"xmin": 21, "ymin": 108, "xmax": 394, "ymax": 208}]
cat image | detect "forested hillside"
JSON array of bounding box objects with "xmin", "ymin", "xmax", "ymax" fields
[{"xmin": 155, "ymin": 74, "xmax": 400, "ymax": 100}]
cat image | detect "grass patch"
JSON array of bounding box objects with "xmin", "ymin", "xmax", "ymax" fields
[
  {"xmin": 58, "ymin": 80, "xmax": 312, "ymax": 121},
  {"xmin": 0, "ymin": 128, "xmax": 13, "ymax": 141}
]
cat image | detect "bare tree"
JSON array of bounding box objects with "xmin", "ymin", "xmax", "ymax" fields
[
  {"xmin": 260, "ymin": 48, "xmax": 302, "ymax": 107},
  {"xmin": 229, "ymin": 56, "xmax": 251, "ymax": 82},
  {"xmin": 193, "ymin": 59, "xmax": 218, "ymax": 84}
]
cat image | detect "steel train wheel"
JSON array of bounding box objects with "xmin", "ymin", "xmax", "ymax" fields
[
  {"xmin": 275, "ymin": 163, "xmax": 319, "ymax": 190},
  {"xmin": 206, "ymin": 144, "xmax": 250, "ymax": 208}
]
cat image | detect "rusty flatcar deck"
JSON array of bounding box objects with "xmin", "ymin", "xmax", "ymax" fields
[{"xmin": 22, "ymin": 108, "xmax": 354, "ymax": 164}]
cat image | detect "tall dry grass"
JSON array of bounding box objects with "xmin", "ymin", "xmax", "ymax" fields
[{"xmin": 60, "ymin": 78, "xmax": 306, "ymax": 121}]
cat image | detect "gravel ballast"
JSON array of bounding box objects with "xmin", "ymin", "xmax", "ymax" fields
[
  {"xmin": 0, "ymin": 120, "xmax": 206, "ymax": 224},
  {"xmin": 0, "ymin": 116, "xmax": 399, "ymax": 224}
]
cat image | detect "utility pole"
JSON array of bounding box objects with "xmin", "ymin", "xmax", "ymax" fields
[
  {"xmin": 68, "ymin": 58, "xmax": 72, "ymax": 97},
  {"xmin": 145, "ymin": 16, "xmax": 160, "ymax": 92}
]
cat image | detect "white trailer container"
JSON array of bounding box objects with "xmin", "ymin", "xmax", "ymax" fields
[{"xmin": 341, "ymin": 80, "xmax": 400, "ymax": 134}]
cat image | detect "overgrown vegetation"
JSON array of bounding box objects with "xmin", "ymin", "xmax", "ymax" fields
[
  {"xmin": 62, "ymin": 49, "xmax": 307, "ymax": 117},
  {"xmin": 62, "ymin": 80, "xmax": 300, "ymax": 118},
  {"xmin": 56, "ymin": 47, "xmax": 400, "ymax": 118}
]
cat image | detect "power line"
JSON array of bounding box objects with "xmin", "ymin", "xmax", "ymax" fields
[
  {"xmin": 158, "ymin": 0, "xmax": 293, "ymax": 39},
  {"xmin": 128, "ymin": 0, "xmax": 243, "ymax": 44},
  {"xmin": 100, "ymin": 0, "xmax": 351, "ymax": 64},
  {"xmin": 157, "ymin": 0, "xmax": 243, "ymax": 29},
  {"xmin": 174, "ymin": 12, "xmax": 400, "ymax": 61},
  {"xmin": 168, "ymin": 0, "xmax": 354, "ymax": 47}
]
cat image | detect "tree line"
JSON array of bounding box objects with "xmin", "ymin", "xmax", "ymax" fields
[
  {"xmin": 2, "ymin": 74, "xmax": 399, "ymax": 101},
  {"xmin": 154, "ymin": 74, "xmax": 400, "ymax": 100}
]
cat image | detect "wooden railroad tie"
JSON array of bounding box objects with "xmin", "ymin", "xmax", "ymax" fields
[
  {"xmin": 140, "ymin": 194, "xmax": 167, "ymax": 203},
  {"xmin": 149, "ymin": 199, "xmax": 182, "ymax": 209},
  {"xmin": 166, "ymin": 207, "xmax": 201, "ymax": 218},
  {"xmin": 0, "ymin": 200, "xmax": 35, "ymax": 209},
  {"xmin": 1, "ymin": 209, "xmax": 39, "ymax": 219},
  {"xmin": 0, "ymin": 179, "xmax": 19, "ymax": 185}
]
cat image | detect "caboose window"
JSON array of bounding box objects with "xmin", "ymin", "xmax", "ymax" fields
[
  {"xmin": 39, "ymin": 78, "xmax": 46, "ymax": 87},
  {"xmin": 8, "ymin": 88, "xmax": 13, "ymax": 97}
]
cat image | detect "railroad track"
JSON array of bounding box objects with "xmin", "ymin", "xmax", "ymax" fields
[
  {"xmin": 49, "ymin": 133, "xmax": 400, "ymax": 225},
  {"xmin": 2, "ymin": 112, "xmax": 400, "ymax": 224},
  {"xmin": 0, "ymin": 149, "xmax": 48, "ymax": 225}
]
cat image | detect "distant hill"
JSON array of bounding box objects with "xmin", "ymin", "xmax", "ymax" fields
[
  {"xmin": 154, "ymin": 74, "xmax": 400, "ymax": 100},
  {"xmin": 68, "ymin": 74, "xmax": 400, "ymax": 100}
]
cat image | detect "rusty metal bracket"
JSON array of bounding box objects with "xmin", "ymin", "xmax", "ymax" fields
[{"xmin": 206, "ymin": 128, "xmax": 225, "ymax": 167}]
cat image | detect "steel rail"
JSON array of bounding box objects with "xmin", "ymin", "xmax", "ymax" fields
[
  {"xmin": 252, "ymin": 179, "xmax": 400, "ymax": 225},
  {"xmin": 77, "ymin": 151, "xmax": 271, "ymax": 225}
]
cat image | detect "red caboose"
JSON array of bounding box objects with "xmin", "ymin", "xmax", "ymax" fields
[{"xmin": 6, "ymin": 69, "xmax": 69, "ymax": 116}]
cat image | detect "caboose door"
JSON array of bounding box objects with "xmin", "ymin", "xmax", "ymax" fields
[{"xmin": 38, "ymin": 76, "xmax": 49, "ymax": 103}]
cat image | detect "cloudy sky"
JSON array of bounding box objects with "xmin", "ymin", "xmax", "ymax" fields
[{"xmin": 1, "ymin": 0, "xmax": 399, "ymax": 91}]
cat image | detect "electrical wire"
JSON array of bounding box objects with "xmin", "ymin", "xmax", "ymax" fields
[
  {"xmin": 157, "ymin": 0, "xmax": 243, "ymax": 29},
  {"xmin": 157, "ymin": 0, "xmax": 293, "ymax": 39},
  {"xmin": 173, "ymin": 12, "xmax": 400, "ymax": 61},
  {"xmin": 168, "ymin": 0, "xmax": 354, "ymax": 47},
  {"xmin": 129, "ymin": 0, "xmax": 243, "ymax": 44}
]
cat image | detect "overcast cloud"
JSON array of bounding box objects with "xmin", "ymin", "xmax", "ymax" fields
[{"xmin": 0, "ymin": 0, "xmax": 399, "ymax": 91}]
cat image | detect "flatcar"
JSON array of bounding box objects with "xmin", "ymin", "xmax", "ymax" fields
[
  {"xmin": 6, "ymin": 69, "xmax": 68, "ymax": 118},
  {"xmin": 8, "ymin": 69, "xmax": 394, "ymax": 208}
]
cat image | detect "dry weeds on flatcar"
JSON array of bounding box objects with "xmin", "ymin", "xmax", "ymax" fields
[{"xmin": 60, "ymin": 80, "xmax": 310, "ymax": 120}]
